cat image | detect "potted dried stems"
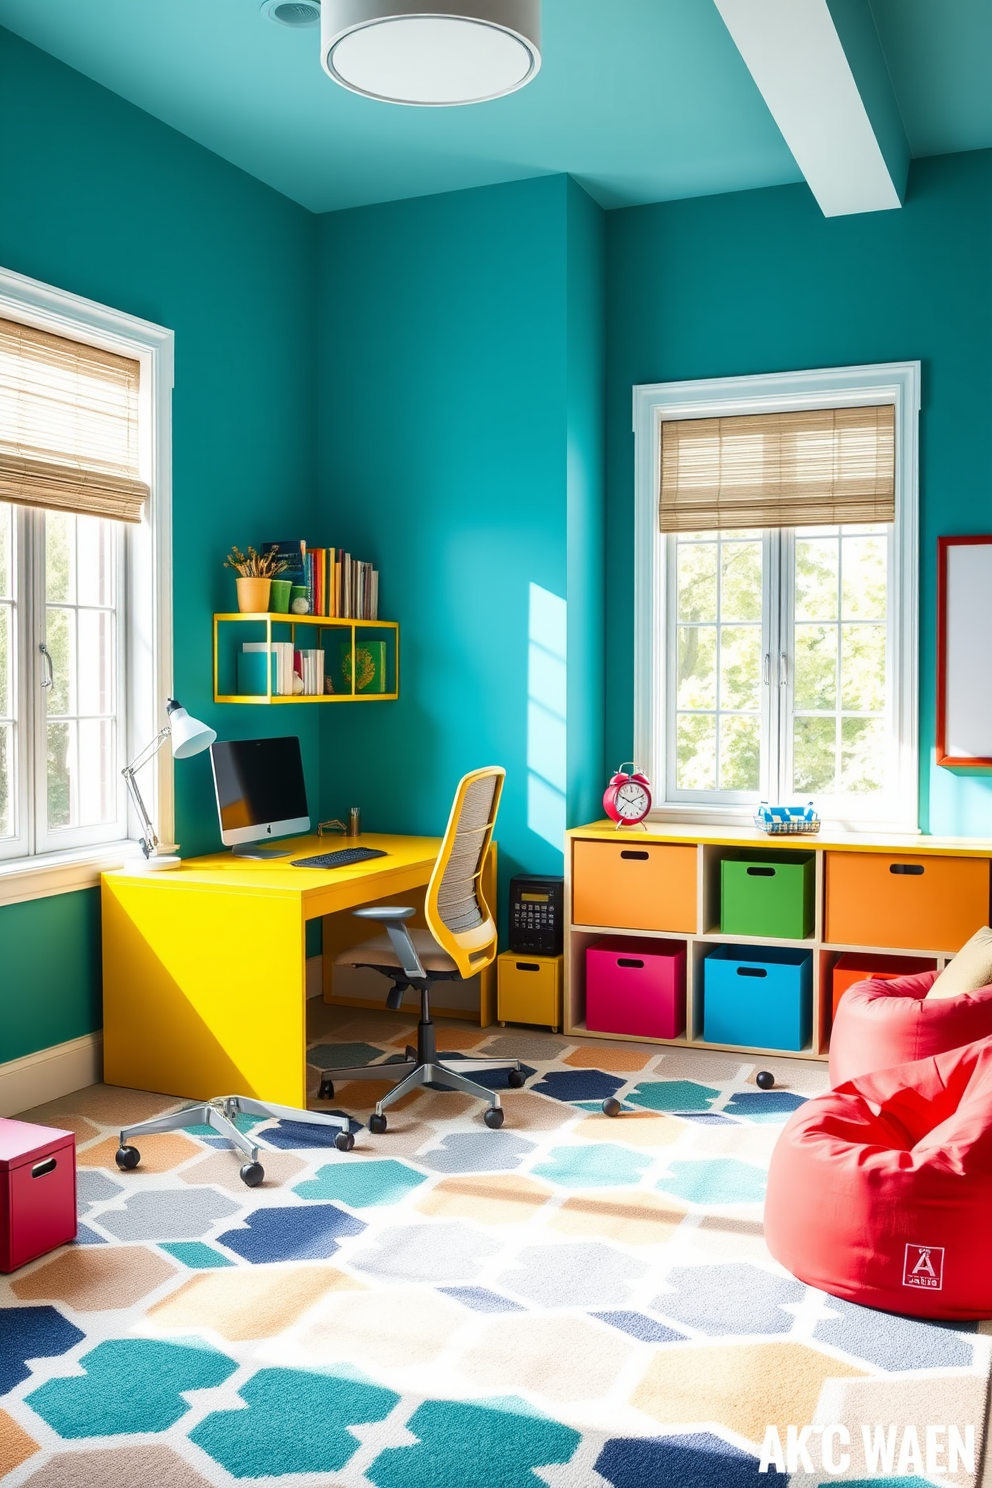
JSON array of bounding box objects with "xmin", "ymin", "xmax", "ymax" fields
[{"xmin": 225, "ymin": 545, "xmax": 287, "ymax": 613}]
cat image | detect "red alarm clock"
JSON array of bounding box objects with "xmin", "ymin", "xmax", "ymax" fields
[{"xmin": 603, "ymin": 764, "xmax": 652, "ymax": 828}]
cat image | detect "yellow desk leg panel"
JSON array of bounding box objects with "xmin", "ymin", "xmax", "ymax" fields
[{"xmin": 102, "ymin": 879, "xmax": 306, "ymax": 1108}]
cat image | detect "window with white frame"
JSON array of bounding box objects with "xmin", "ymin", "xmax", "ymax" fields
[
  {"xmin": 0, "ymin": 502, "xmax": 127, "ymax": 857},
  {"xmin": 0, "ymin": 273, "xmax": 173, "ymax": 879},
  {"xmin": 634, "ymin": 365, "xmax": 919, "ymax": 831}
]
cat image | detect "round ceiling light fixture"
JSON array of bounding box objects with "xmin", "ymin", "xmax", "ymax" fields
[
  {"xmin": 261, "ymin": 0, "xmax": 321, "ymax": 28},
  {"xmin": 320, "ymin": 0, "xmax": 541, "ymax": 106}
]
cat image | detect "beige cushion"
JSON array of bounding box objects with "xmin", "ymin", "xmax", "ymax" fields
[
  {"xmin": 336, "ymin": 928, "xmax": 457, "ymax": 974},
  {"xmin": 927, "ymin": 926, "xmax": 992, "ymax": 1000}
]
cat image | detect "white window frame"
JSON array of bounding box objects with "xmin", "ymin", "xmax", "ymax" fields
[
  {"xmin": 633, "ymin": 362, "xmax": 920, "ymax": 833},
  {"xmin": 0, "ymin": 265, "xmax": 174, "ymax": 904}
]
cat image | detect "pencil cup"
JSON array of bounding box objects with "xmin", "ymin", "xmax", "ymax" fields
[{"xmin": 269, "ymin": 579, "xmax": 292, "ymax": 613}]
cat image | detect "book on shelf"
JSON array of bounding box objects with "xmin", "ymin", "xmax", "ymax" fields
[
  {"xmin": 254, "ymin": 538, "xmax": 380, "ymax": 620},
  {"xmin": 294, "ymin": 647, "xmax": 326, "ymax": 696},
  {"xmin": 302, "ymin": 546, "xmax": 380, "ymax": 621},
  {"xmin": 260, "ymin": 539, "xmax": 306, "ymax": 586},
  {"xmin": 339, "ymin": 639, "xmax": 387, "ymax": 694}
]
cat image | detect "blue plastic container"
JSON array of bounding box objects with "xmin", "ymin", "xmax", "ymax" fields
[
  {"xmin": 702, "ymin": 944, "xmax": 812, "ymax": 1052},
  {"xmin": 237, "ymin": 649, "xmax": 277, "ymax": 697}
]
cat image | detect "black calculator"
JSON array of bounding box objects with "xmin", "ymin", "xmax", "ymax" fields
[{"xmin": 508, "ymin": 874, "xmax": 564, "ymax": 956}]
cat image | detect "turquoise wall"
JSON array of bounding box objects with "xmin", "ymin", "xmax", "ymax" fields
[
  {"xmin": 0, "ymin": 28, "xmax": 320, "ymax": 1061},
  {"xmin": 565, "ymin": 179, "xmax": 607, "ymax": 830},
  {"xmin": 315, "ymin": 176, "xmax": 605, "ymax": 922},
  {"xmin": 605, "ymin": 149, "xmax": 992, "ymax": 835}
]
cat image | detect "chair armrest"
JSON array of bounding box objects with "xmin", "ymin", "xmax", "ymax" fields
[{"xmin": 352, "ymin": 905, "xmax": 425, "ymax": 978}]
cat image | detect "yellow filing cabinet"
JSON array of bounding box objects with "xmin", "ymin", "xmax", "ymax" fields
[{"xmin": 497, "ymin": 952, "xmax": 562, "ymax": 1031}]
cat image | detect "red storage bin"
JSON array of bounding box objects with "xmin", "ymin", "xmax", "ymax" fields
[
  {"xmin": 0, "ymin": 1117, "xmax": 76, "ymax": 1273},
  {"xmin": 586, "ymin": 937, "xmax": 686, "ymax": 1039}
]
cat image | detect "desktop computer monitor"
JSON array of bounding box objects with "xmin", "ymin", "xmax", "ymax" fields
[{"xmin": 210, "ymin": 736, "xmax": 309, "ymax": 858}]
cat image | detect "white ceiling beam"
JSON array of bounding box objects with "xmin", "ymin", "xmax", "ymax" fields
[{"xmin": 712, "ymin": 0, "xmax": 905, "ymax": 217}]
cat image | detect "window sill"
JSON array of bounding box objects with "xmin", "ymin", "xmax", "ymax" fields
[
  {"xmin": 649, "ymin": 805, "xmax": 922, "ymax": 837},
  {"xmin": 0, "ymin": 841, "xmax": 142, "ymax": 909}
]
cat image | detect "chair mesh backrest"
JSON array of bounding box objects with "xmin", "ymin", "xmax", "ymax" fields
[{"xmin": 434, "ymin": 772, "xmax": 499, "ymax": 934}]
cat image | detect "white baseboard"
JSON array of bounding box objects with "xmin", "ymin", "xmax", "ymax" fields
[{"xmin": 0, "ymin": 1031, "xmax": 103, "ymax": 1117}]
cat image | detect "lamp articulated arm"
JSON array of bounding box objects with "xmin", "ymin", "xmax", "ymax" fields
[
  {"xmin": 122, "ymin": 727, "xmax": 170, "ymax": 858},
  {"xmin": 120, "ymin": 698, "xmax": 215, "ymax": 863}
]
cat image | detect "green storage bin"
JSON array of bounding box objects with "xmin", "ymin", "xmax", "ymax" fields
[{"xmin": 720, "ymin": 852, "xmax": 815, "ymax": 939}]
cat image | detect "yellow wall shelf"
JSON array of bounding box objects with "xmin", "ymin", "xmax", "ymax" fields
[{"xmin": 213, "ymin": 612, "xmax": 399, "ymax": 704}]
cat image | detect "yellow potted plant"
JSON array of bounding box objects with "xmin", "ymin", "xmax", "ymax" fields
[{"xmin": 225, "ymin": 545, "xmax": 287, "ymax": 613}]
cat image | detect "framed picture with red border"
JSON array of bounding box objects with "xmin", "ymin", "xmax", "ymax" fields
[{"xmin": 936, "ymin": 535, "xmax": 992, "ymax": 768}]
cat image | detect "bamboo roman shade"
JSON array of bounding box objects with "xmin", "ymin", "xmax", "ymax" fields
[
  {"xmin": 659, "ymin": 404, "xmax": 895, "ymax": 533},
  {"xmin": 0, "ymin": 317, "xmax": 148, "ymax": 524}
]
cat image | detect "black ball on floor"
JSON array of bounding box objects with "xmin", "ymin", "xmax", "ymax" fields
[
  {"xmin": 508, "ymin": 1068, "xmax": 525, "ymax": 1088},
  {"xmin": 239, "ymin": 1162, "xmax": 264, "ymax": 1187},
  {"xmin": 756, "ymin": 1070, "xmax": 776, "ymax": 1090},
  {"xmin": 602, "ymin": 1097, "xmax": 622, "ymax": 1118},
  {"xmin": 484, "ymin": 1106, "xmax": 504, "ymax": 1128}
]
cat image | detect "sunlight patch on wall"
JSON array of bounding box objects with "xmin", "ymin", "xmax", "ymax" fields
[{"xmin": 527, "ymin": 582, "xmax": 566, "ymax": 851}]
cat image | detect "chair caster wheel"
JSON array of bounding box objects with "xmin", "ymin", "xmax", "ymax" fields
[
  {"xmin": 240, "ymin": 1162, "xmax": 264, "ymax": 1187},
  {"xmin": 318, "ymin": 1078, "xmax": 335, "ymax": 1100},
  {"xmin": 507, "ymin": 1069, "xmax": 525, "ymax": 1088},
  {"xmin": 334, "ymin": 1130, "xmax": 355, "ymax": 1152},
  {"xmin": 484, "ymin": 1106, "xmax": 504, "ymax": 1129},
  {"xmin": 368, "ymin": 1113, "xmax": 387, "ymax": 1135},
  {"xmin": 756, "ymin": 1070, "xmax": 775, "ymax": 1090},
  {"xmin": 115, "ymin": 1145, "xmax": 140, "ymax": 1171},
  {"xmin": 602, "ymin": 1098, "xmax": 622, "ymax": 1118}
]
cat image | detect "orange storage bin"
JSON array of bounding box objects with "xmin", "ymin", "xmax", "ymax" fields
[
  {"xmin": 824, "ymin": 852, "xmax": 989, "ymax": 953},
  {"xmin": 830, "ymin": 952, "xmax": 937, "ymax": 1017},
  {"xmin": 572, "ymin": 840, "xmax": 696, "ymax": 933}
]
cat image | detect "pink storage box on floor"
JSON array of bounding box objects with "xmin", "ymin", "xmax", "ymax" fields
[
  {"xmin": 0, "ymin": 1117, "xmax": 76, "ymax": 1273},
  {"xmin": 586, "ymin": 938, "xmax": 687, "ymax": 1039}
]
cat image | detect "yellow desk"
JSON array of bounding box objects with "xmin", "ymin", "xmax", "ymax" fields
[{"xmin": 102, "ymin": 833, "xmax": 497, "ymax": 1108}]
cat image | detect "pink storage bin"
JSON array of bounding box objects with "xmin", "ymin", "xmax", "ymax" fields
[
  {"xmin": 585, "ymin": 937, "xmax": 687, "ymax": 1039},
  {"xmin": 0, "ymin": 1117, "xmax": 76, "ymax": 1273}
]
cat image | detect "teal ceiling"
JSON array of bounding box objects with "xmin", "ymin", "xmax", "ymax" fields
[
  {"xmin": 0, "ymin": 0, "xmax": 988, "ymax": 215},
  {"xmin": 868, "ymin": 0, "xmax": 992, "ymax": 158}
]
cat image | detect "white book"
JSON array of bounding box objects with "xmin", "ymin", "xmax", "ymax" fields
[{"xmin": 297, "ymin": 648, "xmax": 325, "ymax": 696}]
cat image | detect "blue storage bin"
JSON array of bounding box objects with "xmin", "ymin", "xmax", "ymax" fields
[
  {"xmin": 237, "ymin": 650, "xmax": 277, "ymax": 696},
  {"xmin": 702, "ymin": 944, "xmax": 812, "ymax": 1052}
]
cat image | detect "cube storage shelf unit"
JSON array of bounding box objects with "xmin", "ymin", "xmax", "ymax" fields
[
  {"xmin": 565, "ymin": 821, "xmax": 992, "ymax": 1060},
  {"xmin": 213, "ymin": 613, "xmax": 399, "ymax": 704}
]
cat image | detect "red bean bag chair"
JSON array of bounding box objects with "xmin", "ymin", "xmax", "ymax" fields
[
  {"xmin": 765, "ymin": 1037, "xmax": 992, "ymax": 1319},
  {"xmin": 829, "ymin": 969, "xmax": 992, "ymax": 1086}
]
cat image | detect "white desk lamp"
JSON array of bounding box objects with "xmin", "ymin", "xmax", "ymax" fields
[{"xmin": 122, "ymin": 698, "xmax": 217, "ymax": 870}]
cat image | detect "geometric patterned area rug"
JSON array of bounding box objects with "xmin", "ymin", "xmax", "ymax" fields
[{"xmin": 2, "ymin": 1011, "xmax": 990, "ymax": 1488}]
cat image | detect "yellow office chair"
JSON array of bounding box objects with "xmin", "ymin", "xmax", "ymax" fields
[{"xmin": 319, "ymin": 766, "xmax": 524, "ymax": 1131}]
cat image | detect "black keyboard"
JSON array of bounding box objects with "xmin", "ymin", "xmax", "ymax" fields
[{"xmin": 290, "ymin": 847, "xmax": 388, "ymax": 870}]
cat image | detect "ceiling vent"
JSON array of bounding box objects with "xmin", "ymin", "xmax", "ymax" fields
[{"xmin": 261, "ymin": 0, "xmax": 321, "ymax": 28}]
